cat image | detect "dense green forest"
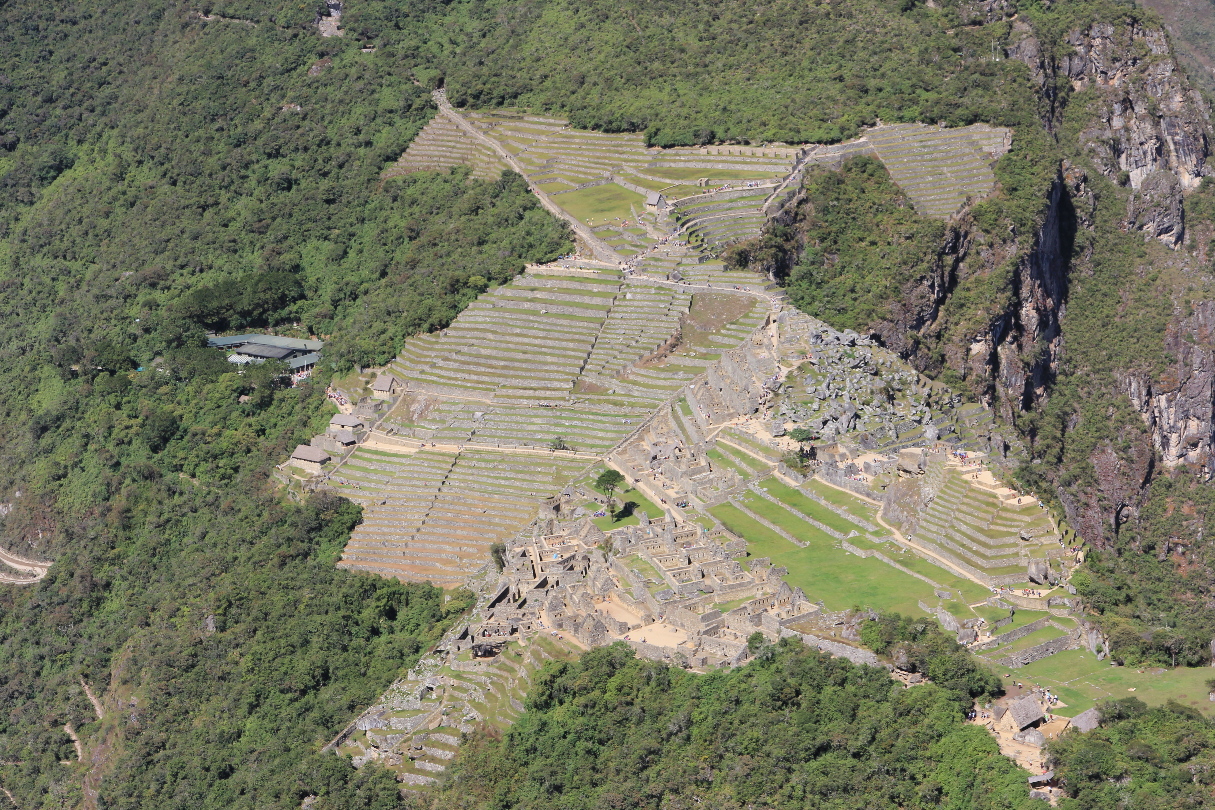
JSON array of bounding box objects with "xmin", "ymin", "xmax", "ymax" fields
[
  {"xmin": 1050, "ymin": 697, "xmax": 1215, "ymax": 809},
  {"xmin": 421, "ymin": 640, "xmax": 1033, "ymax": 810},
  {"xmin": 344, "ymin": 0, "xmax": 1038, "ymax": 145},
  {"xmin": 0, "ymin": 1, "xmax": 567, "ymax": 806}
]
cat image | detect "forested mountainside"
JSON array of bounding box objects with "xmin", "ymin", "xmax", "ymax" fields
[
  {"xmin": 4, "ymin": 0, "xmax": 1215, "ymax": 807},
  {"xmin": 0, "ymin": 3, "xmax": 563, "ymax": 807},
  {"xmin": 423, "ymin": 640, "xmax": 1035, "ymax": 810},
  {"xmin": 422, "ymin": 640, "xmax": 1215, "ymax": 810}
]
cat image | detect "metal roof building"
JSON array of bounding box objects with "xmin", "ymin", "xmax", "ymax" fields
[{"xmin": 208, "ymin": 334, "xmax": 324, "ymax": 352}]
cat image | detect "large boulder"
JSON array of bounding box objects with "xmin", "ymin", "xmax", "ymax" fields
[
  {"xmin": 1026, "ymin": 559, "xmax": 1050, "ymax": 584},
  {"xmin": 1013, "ymin": 728, "xmax": 1047, "ymax": 747}
]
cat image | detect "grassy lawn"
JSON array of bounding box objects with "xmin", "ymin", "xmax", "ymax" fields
[
  {"xmin": 1011, "ymin": 648, "xmax": 1215, "ymax": 718},
  {"xmin": 647, "ymin": 166, "xmax": 783, "ymax": 181},
  {"xmin": 889, "ymin": 553, "xmax": 990, "ymax": 603},
  {"xmin": 623, "ymin": 554, "xmax": 663, "ymax": 584},
  {"xmin": 716, "ymin": 442, "xmax": 771, "ymax": 471},
  {"xmin": 761, "ymin": 480, "xmax": 864, "ymax": 535},
  {"xmin": 709, "ymin": 503, "xmax": 939, "ymax": 617},
  {"xmin": 973, "ymin": 605, "xmax": 1011, "ymax": 624},
  {"xmin": 555, "ymin": 183, "xmax": 646, "ymax": 226},
  {"xmin": 713, "ymin": 596, "xmax": 753, "ymax": 613},
  {"xmin": 985, "ymin": 626, "xmax": 1068, "ymax": 657},
  {"xmin": 591, "ymin": 486, "xmax": 664, "ymax": 530},
  {"xmin": 991, "ymin": 610, "xmax": 1050, "ymax": 636},
  {"xmin": 707, "ymin": 448, "xmax": 744, "ymax": 475},
  {"xmin": 737, "ymin": 493, "xmax": 838, "ymax": 545},
  {"xmin": 806, "ymin": 478, "xmax": 877, "ymax": 511}
]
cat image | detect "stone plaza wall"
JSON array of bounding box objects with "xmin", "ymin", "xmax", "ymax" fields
[{"xmin": 971, "ymin": 617, "xmax": 1055, "ymax": 652}]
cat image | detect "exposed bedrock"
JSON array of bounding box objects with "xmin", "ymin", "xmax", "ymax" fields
[
  {"xmin": 863, "ymin": 173, "xmax": 1067, "ymax": 424},
  {"xmin": 1126, "ymin": 300, "xmax": 1215, "ymax": 469},
  {"xmin": 1007, "ymin": 15, "xmax": 1211, "ymax": 245}
]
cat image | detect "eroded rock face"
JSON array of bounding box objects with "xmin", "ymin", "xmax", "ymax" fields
[
  {"xmin": 1127, "ymin": 170, "xmax": 1185, "ymax": 246},
  {"xmin": 1125, "ymin": 300, "xmax": 1215, "ymax": 468},
  {"xmin": 1064, "ymin": 21, "xmax": 1211, "ymax": 195},
  {"xmin": 1007, "ymin": 18, "xmax": 1211, "ymax": 247}
]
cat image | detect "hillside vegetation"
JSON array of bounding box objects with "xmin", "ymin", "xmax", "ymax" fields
[
  {"xmin": 345, "ymin": 0, "xmax": 1036, "ymax": 145},
  {"xmin": 0, "ymin": 2, "xmax": 563, "ymax": 807},
  {"xmin": 3, "ymin": 0, "xmax": 1215, "ymax": 806},
  {"xmin": 423, "ymin": 640, "xmax": 1035, "ymax": 810}
]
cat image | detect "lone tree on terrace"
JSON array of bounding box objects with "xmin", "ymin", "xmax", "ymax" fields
[{"xmin": 596, "ymin": 469, "xmax": 626, "ymax": 518}]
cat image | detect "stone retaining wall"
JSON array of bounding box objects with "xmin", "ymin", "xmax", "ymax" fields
[
  {"xmin": 778, "ymin": 629, "xmax": 884, "ymax": 667},
  {"xmin": 996, "ymin": 631, "xmax": 1082, "ymax": 668},
  {"xmin": 748, "ymin": 485, "xmax": 841, "ymax": 540},
  {"xmin": 842, "ymin": 541, "xmax": 942, "ymax": 588},
  {"xmin": 971, "ymin": 617, "xmax": 1055, "ymax": 652},
  {"xmin": 814, "ymin": 467, "xmax": 875, "ymax": 499}
]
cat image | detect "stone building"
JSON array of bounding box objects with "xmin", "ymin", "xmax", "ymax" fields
[{"xmin": 290, "ymin": 444, "xmax": 331, "ymax": 475}]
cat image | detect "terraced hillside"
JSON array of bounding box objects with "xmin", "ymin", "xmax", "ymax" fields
[
  {"xmin": 336, "ymin": 633, "xmax": 580, "ymax": 787},
  {"xmin": 907, "ymin": 457, "xmax": 1064, "ymax": 587},
  {"xmin": 863, "ymin": 123, "xmax": 1011, "ymax": 218},
  {"xmin": 671, "ymin": 186, "xmax": 773, "ymax": 250},
  {"xmin": 706, "ymin": 475, "xmax": 993, "ymax": 617},
  {"xmin": 326, "ymin": 271, "xmax": 769, "ymax": 586},
  {"xmin": 384, "ymin": 112, "xmax": 507, "ymax": 181},
  {"xmin": 332, "ymin": 448, "xmax": 590, "ymax": 586},
  {"xmin": 385, "ymin": 272, "xmax": 729, "ymax": 408},
  {"xmin": 393, "ymin": 103, "xmax": 1012, "ymax": 249}
]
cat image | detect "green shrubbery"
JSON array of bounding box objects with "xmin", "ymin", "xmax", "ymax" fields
[
  {"xmin": 347, "ymin": 0, "xmax": 1038, "ymax": 145},
  {"xmin": 1050, "ymin": 698, "xmax": 1215, "ymax": 809},
  {"xmin": 424, "ymin": 640, "xmax": 1035, "ymax": 810},
  {"xmin": 779, "ymin": 157, "xmax": 947, "ymax": 330}
]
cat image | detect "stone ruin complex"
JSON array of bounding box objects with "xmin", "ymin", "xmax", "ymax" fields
[
  {"xmin": 290, "ymin": 106, "xmax": 1097, "ymax": 789},
  {"xmin": 331, "ymin": 509, "xmax": 884, "ymax": 786}
]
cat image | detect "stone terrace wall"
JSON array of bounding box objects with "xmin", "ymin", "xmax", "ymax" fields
[
  {"xmin": 841, "ymin": 540, "xmax": 942, "ymax": 588},
  {"xmin": 779, "ymin": 628, "xmax": 885, "ymax": 667},
  {"xmin": 996, "ymin": 631, "xmax": 1082, "ymax": 668},
  {"xmin": 971, "ymin": 617, "xmax": 1055, "ymax": 652}
]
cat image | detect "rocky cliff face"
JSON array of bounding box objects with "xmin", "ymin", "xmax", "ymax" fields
[
  {"xmin": 967, "ymin": 15, "xmax": 1213, "ymax": 446},
  {"xmin": 894, "ymin": 14, "xmax": 1214, "ymax": 540},
  {"xmin": 1008, "ymin": 15, "xmax": 1211, "ymax": 246},
  {"xmin": 1126, "ymin": 301, "xmax": 1215, "ymax": 470}
]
